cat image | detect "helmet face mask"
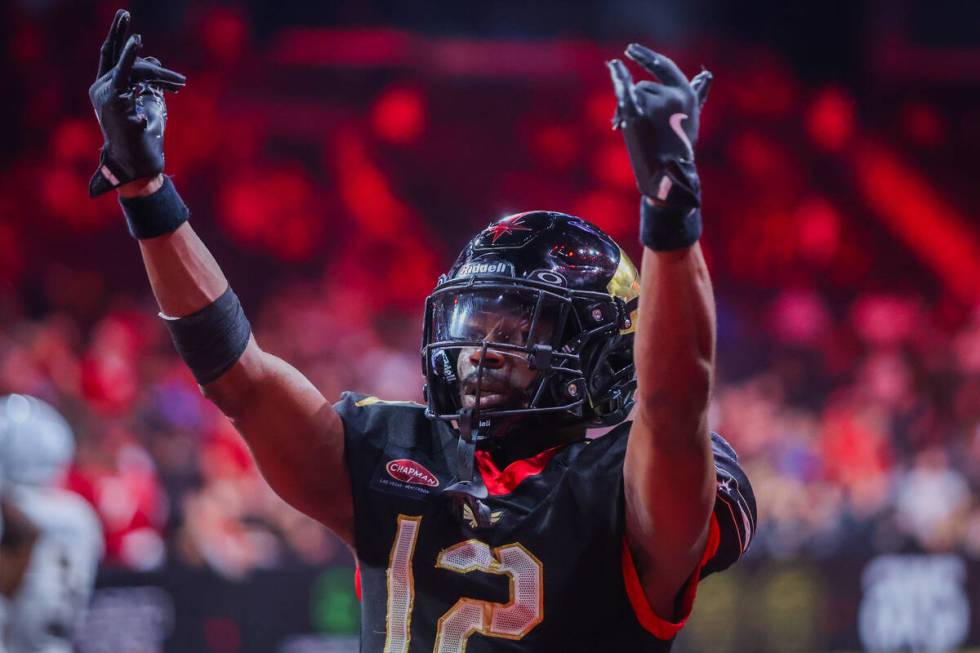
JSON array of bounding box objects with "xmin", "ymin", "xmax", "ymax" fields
[
  {"xmin": 423, "ymin": 211, "xmax": 638, "ymax": 525},
  {"xmin": 421, "ymin": 212, "xmax": 639, "ymax": 439},
  {"xmin": 423, "ymin": 276, "xmax": 589, "ymax": 434},
  {"xmin": 443, "ymin": 289, "xmax": 555, "ymax": 413}
]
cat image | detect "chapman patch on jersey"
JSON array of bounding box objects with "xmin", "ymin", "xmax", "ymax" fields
[{"xmin": 370, "ymin": 457, "xmax": 445, "ymax": 501}]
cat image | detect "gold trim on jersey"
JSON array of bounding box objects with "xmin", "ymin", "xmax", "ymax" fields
[
  {"xmin": 355, "ymin": 396, "xmax": 424, "ymax": 408},
  {"xmin": 384, "ymin": 514, "xmax": 422, "ymax": 653}
]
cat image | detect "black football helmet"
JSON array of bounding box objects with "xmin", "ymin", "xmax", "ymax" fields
[{"xmin": 421, "ymin": 211, "xmax": 639, "ymax": 523}]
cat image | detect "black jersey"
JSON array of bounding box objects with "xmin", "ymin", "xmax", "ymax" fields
[{"xmin": 337, "ymin": 392, "xmax": 756, "ymax": 653}]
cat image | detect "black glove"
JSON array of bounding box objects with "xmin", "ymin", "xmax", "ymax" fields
[
  {"xmin": 88, "ymin": 10, "xmax": 187, "ymax": 197},
  {"xmin": 608, "ymin": 44, "xmax": 712, "ymax": 250},
  {"xmin": 608, "ymin": 44, "xmax": 711, "ymax": 208}
]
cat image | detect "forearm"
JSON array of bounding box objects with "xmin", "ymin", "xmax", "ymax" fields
[
  {"xmin": 89, "ymin": 15, "xmax": 354, "ymax": 542},
  {"xmin": 121, "ymin": 175, "xmax": 252, "ymax": 397},
  {"xmin": 634, "ymin": 241, "xmax": 716, "ymax": 441},
  {"xmin": 623, "ymin": 240, "xmax": 716, "ymax": 613},
  {"xmin": 120, "ymin": 175, "xmax": 228, "ymax": 317}
]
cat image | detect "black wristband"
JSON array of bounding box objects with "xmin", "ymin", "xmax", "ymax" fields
[
  {"xmin": 639, "ymin": 198, "xmax": 702, "ymax": 251},
  {"xmin": 162, "ymin": 287, "xmax": 252, "ymax": 385},
  {"xmin": 118, "ymin": 176, "xmax": 189, "ymax": 239}
]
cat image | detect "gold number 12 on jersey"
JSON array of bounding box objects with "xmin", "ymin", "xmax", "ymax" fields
[{"xmin": 384, "ymin": 514, "xmax": 544, "ymax": 653}]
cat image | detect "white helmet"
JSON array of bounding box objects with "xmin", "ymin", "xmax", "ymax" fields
[{"xmin": 0, "ymin": 394, "xmax": 76, "ymax": 487}]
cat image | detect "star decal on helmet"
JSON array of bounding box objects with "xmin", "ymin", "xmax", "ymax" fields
[{"xmin": 486, "ymin": 215, "xmax": 533, "ymax": 244}]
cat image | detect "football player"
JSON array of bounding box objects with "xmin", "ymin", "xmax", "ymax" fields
[
  {"xmin": 0, "ymin": 497, "xmax": 38, "ymax": 653},
  {"xmin": 88, "ymin": 10, "xmax": 756, "ymax": 651},
  {"xmin": 0, "ymin": 400, "xmax": 40, "ymax": 653},
  {"xmin": 0, "ymin": 395, "xmax": 103, "ymax": 653},
  {"xmin": 0, "ymin": 496, "xmax": 35, "ymax": 653}
]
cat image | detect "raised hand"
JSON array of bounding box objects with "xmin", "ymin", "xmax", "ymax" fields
[
  {"xmin": 608, "ymin": 43, "xmax": 711, "ymax": 210},
  {"xmin": 88, "ymin": 9, "xmax": 187, "ymax": 197},
  {"xmin": 607, "ymin": 44, "xmax": 712, "ymax": 250}
]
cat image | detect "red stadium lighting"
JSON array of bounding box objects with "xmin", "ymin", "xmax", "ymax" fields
[
  {"xmin": 371, "ymin": 86, "xmax": 426, "ymax": 144},
  {"xmin": 806, "ymin": 86, "xmax": 856, "ymax": 152}
]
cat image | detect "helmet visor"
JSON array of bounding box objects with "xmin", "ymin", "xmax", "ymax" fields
[{"xmin": 429, "ymin": 288, "xmax": 557, "ymax": 348}]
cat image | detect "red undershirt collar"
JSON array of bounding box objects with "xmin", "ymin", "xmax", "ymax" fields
[{"xmin": 474, "ymin": 444, "xmax": 566, "ymax": 496}]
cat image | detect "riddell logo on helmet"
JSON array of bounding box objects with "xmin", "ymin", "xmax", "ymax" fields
[
  {"xmin": 386, "ymin": 459, "xmax": 440, "ymax": 487},
  {"xmin": 456, "ymin": 261, "xmax": 514, "ymax": 278}
]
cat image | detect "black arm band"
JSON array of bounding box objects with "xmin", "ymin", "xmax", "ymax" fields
[
  {"xmin": 118, "ymin": 176, "xmax": 189, "ymax": 239},
  {"xmin": 162, "ymin": 287, "xmax": 252, "ymax": 385},
  {"xmin": 639, "ymin": 198, "xmax": 702, "ymax": 251}
]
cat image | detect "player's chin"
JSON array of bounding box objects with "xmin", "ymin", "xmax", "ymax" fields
[{"xmin": 459, "ymin": 391, "xmax": 523, "ymax": 411}]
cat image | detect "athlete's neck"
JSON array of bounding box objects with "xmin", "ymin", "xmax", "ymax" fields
[{"xmin": 483, "ymin": 420, "xmax": 586, "ymax": 469}]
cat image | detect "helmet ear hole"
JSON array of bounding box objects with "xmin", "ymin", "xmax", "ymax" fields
[
  {"xmin": 584, "ymin": 339, "xmax": 612, "ymax": 397},
  {"xmin": 583, "ymin": 333, "xmax": 635, "ymax": 423}
]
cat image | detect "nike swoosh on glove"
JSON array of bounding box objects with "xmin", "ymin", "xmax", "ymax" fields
[{"xmin": 607, "ymin": 43, "xmax": 711, "ymax": 210}]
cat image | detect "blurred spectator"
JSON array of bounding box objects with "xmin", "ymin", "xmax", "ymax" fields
[{"xmin": 894, "ymin": 449, "xmax": 971, "ymax": 551}]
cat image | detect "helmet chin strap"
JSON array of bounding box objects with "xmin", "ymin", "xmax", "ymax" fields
[{"xmin": 443, "ymin": 343, "xmax": 493, "ymax": 529}]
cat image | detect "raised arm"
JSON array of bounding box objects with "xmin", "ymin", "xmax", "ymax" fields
[
  {"xmin": 132, "ymin": 192, "xmax": 353, "ymax": 544},
  {"xmin": 608, "ymin": 45, "xmax": 717, "ymax": 619},
  {"xmin": 88, "ymin": 10, "xmax": 353, "ymax": 545}
]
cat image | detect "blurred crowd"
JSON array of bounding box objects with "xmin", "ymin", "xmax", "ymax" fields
[
  {"xmin": 0, "ymin": 1, "xmax": 977, "ymax": 579},
  {"xmin": 714, "ymin": 293, "xmax": 980, "ymax": 559}
]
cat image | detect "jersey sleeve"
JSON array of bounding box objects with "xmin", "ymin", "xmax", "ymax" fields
[
  {"xmin": 333, "ymin": 392, "xmax": 431, "ymax": 452},
  {"xmin": 334, "ymin": 392, "xmax": 387, "ymax": 452},
  {"xmin": 617, "ymin": 429, "xmax": 757, "ymax": 641},
  {"xmin": 333, "ymin": 392, "xmax": 399, "ymax": 492},
  {"xmin": 702, "ymin": 431, "xmax": 757, "ymax": 577}
]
